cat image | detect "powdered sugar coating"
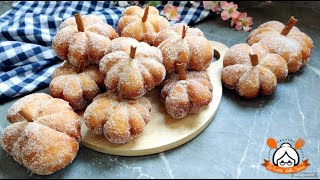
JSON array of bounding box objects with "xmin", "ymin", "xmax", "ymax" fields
[
  {"xmin": 52, "ymin": 14, "xmax": 118, "ymax": 67},
  {"xmin": 2, "ymin": 93, "xmax": 81, "ymax": 175},
  {"xmin": 100, "ymin": 44, "xmax": 166, "ymax": 99},
  {"xmin": 158, "ymin": 35, "xmax": 213, "ymax": 74},
  {"xmin": 6, "ymin": 93, "xmax": 81, "ymax": 141},
  {"xmin": 123, "ymin": 5, "xmax": 159, "ymax": 17},
  {"xmin": 51, "ymin": 61, "xmax": 104, "ymax": 88},
  {"xmin": 160, "ymin": 71, "xmax": 213, "ymax": 119},
  {"xmin": 7, "ymin": 93, "xmax": 52, "ymax": 123},
  {"xmin": 1, "ymin": 121, "xmax": 28, "ymax": 156},
  {"xmin": 247, "ymin": 20, "xmax": 314, "ymax": 68},
  {"xmin": 105, "ymin": 37, "xmax": 163, "ymax": 63},
  {"xmin": 118, "ymin": 6, "xmax": 170, "ymax": 45},
  {"xmin": 50, "ymin": 62, "xmax": 102, "ymax": 110},
  {"xmin": 84, "ymin": 91, "xmax": 151, "ymax": 144},
  {"xmin": 258, "ymin": 34, "xmax": 302, "ymax": 73},
  {"xmin": 223, "ymin": 43, "xmax": 269, "ymax": 67},
  {"xmin": 258, "ymin": 20, "xmax": 285, "ymax": 32},
  {"xmin": 221, "ymin": 43, "xmax": 285, "ymax": 98},
  {"xmin": 3, "ymin": 122, "xmax": 79, "ymax": 175},
  {"xmin": 259, "ymin": 53, "xmax": 288, "ymax": 82},
  {"xmin": 154, "ymin": 23, "xmax": 204, "ymax": 47}
]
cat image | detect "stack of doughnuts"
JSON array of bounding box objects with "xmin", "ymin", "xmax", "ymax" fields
[
  {"xmin": 222, "ymin": 16, "xmax": 313, "ymax": 98},
  {"xmin": 50, "ymin": 13, "xmax": 118, "ymax": 109},
  {"xmin": 84, "ymin": 39, "xmax": 166, "ymax": 144},
  {"xmin": 155, "ymin": 23, "xmax": 214, "ymax": 119},
  {"xmin": 160, "ymin": 64, "xmax": 213, "ymax": 119},
  {"xmin": 1, "ymin": 4, "xmax": 217, "ymax": 175}
]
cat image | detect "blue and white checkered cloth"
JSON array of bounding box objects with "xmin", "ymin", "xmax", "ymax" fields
[{"xmin": 0, "ymin": 1, "xmax": 210, "ymax": 100}]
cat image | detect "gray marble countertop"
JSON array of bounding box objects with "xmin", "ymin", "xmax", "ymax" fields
[{"xmin": 0, "ymin": 1, "xmax": 319, "ymax": 179}]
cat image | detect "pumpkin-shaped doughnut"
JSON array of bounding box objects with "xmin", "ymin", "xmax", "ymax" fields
[
  {"xmin": 247, "ymin": 16, "xmax": 313, "ymax": 72},
  {"xmin": 52, "ymin": 13, "xmax": 118, "ymax": 71},
  {"xmin": 3, "ymin": 93, "xmax": 81, "ymax": 175},
  {"xmin": 153, "ymin": 23, "xmax": 204, "ymax": 47},
  {"xmin": 84, "ymin": 91, "xmax": 151, "ymax": 144},
  {"xmin": 117, "ymin": 4, "xmax": 170, "ymax": 45},
  {"xmin": 105, "ymin": 37, "xmax": 163, "ymax": 63},
  {"xmin": 158, "ymin": 25, "xmax": 213, "ymax": 74},
  {"xmin": 99, "ymin": 45, "xmax": 166, "ymax": 99},
  {"xmin": 49, "ymin": 61, "xmax": 104, "ymax": 110},
  {"xmin": 221, "ymin": 43, "xmax": 288, "ymax": 99},
  {"xmin": 160, "ymin": 63, "xmax": 213, "ymax": 119}
]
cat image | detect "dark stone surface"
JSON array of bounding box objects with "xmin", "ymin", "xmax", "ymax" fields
[{"xmin": 0, "ymin": 1, "xmax": 319, "ymax": 178}]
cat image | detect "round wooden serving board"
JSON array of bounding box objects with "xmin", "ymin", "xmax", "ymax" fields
[{"xmin": 80, "ymin": 41, "xmax": 229, "ymax": 156}]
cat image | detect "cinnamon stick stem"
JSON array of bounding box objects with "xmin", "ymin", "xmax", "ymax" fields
[
  {"xmin": 249, "ymin": 53, "xmax": 259, "ymax": 66},
  {"xmin": 75, "ymin": 13, "xmax": 85, "ymax": 32},
  {"xmin": 182, "ymin": 25, "xmax": 187, "ymax": 38},
  {"xmin": 18, "ymin": 107, "xmax": 32, "ymax": 122},
  {"xmin": 130, "ymin": 46, "xmax": 137, "ymax": 59},
  {"xmin": 142, "ymin": 4, "xmax": 150, "ymax": 22},
  {"xmin": 281, "ymin": 16, "xmax": 298, "ymax": 36},
  {"xmin": 176, "ymin": 63, "xmax": 187, "ymax": 80}
]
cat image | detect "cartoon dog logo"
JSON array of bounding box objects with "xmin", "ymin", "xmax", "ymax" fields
[{"xmin": 262, "ymin": 138, "xmax": 310, "ymax": 174}]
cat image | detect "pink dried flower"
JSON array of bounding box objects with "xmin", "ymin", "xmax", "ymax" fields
[
  {"xmin": 163, "ymin": 4, "xmax": 181, "ymax": 21},
  {"xmin": 234, "ymin": 12, "xmax": 253, "ymax": 32},
  {"xmin": 220, "ymin": 1, "xmax": 240, "ymax": 20},
  {"xmin": 203, "ymin": 1, "xmax": 221, "ymax": 13}
]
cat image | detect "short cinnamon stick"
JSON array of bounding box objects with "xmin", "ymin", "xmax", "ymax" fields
[
  {"xmin": 176, "ymin": 63, "xmax": 187, "ymax": 80},
  {"xmin": 182, "ymin": 25, "xmax": 187, "ymax": 38},
  {"xmin": 75, "ymin": 13, "xmax": 85, "ymax": 32},
  {"xmin": 18, "ymin": 107, "xmax": 33, "ymax": 122},
  {"xmin": 281, "ymin": 16, "xmax": 298, "ymax": 36},
  {"xmin": 249, "ymin": 53, "xmax": 259, "ymax": 66},
  {"xmin": 142, "ymin": 4, "xmax": 150, "ymax": 22},
  {"xmin": 130, "ymin": 46, "xmax": 137, "ymax": 59}
]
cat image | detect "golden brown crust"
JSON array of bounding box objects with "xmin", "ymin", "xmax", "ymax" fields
[
  {"xmin": 257, "ymin": 34, "xmax": 302, "ymax": 73},
  {"xmin": 84, "ymin": 91, "xmax": 151, "ymax": 144},
  {"xmin": 154, "ymin": 23, "xmax": 204, "ymax": 47},
  {"xmin": 99, "ymin": 38, "xmax": 166, "ymax": 99},
  {"xmin": 247, "ymin": 20, "xmax": 314, "ymax": 70},
  {"xmin": 6, "ymin": 93, "xmax": 81, "ymax": 141},
  {"xmin": 1, "ymin": 121, "xmax": 28, "ymax": 155},
  {"xmin": 159, "ymin": 35, "xmax": 212, "ymax": 74},
  {"xmin": 118, "ymin": 5, "xmax": 170, "ymax": 45},
  {"xmin": 221, "ymin": 43, "xmax": 284, "ymax": 99},
  {"xmin": 160, "ymin": 71, "xmax": 213, "ymax": 119},
  {"xmin": 52, "ymin": 14, "xmax": 117, "ymax": 68},
  {"xmin": 7, "ymin": 93, "xmax": 52, "ymax": 123},
  {"xmin": 50, "ymin": 62, "xmax": 104, "ymax": 110},
  {"xmin": 259, "ymin": 53, "xmax": 288, "ymax": 82},
  {"xmin": 2, "ymin": 93, "xmax": 81, "ymax": 175}
]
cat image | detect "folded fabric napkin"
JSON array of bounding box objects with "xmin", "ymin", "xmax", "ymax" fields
[{"xmin": 0, "ymin": 1, "xmax": 210, "ymax": 100}]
